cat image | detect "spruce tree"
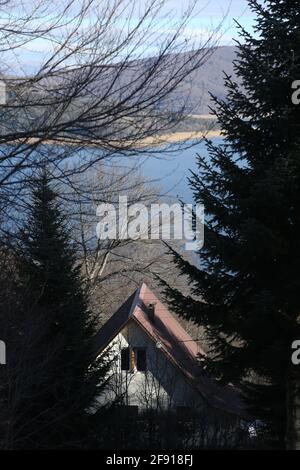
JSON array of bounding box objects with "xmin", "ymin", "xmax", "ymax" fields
[
  {"xmin": 164, "ymin": 0, "xmax": 300, "ymax": 449},
  {"xmin": 14, "ymin": 170, "xmax": 108, "ymax": 448}
]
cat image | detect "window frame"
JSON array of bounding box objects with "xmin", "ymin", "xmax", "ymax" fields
[
  {"xmin": 120, "ymin": 347, "xmax": 147, "ymax": 373},
  {"xmin": 134, "ymin": 347, "xmax": 147, "ymax": 372}
]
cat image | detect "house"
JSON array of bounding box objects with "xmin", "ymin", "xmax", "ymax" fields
[{"xmin": 94, "ymin": 283, "xmax": 245, "ymax": 421}]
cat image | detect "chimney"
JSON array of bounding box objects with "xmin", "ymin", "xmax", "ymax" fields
[{"xmin": 147, "ymin": 303, "xmax": 155, "ymax": 323}]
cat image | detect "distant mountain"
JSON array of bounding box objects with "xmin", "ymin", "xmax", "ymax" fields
[
  {"xmin": 86, "ymin": 45, "xmax": 240, "ymax": 118},
  {"xmin": 1, "ymin": 46, "xmax": 239, "ymax": 139},
  {"xmin": 167, "ymin": 46, "xmax": 240, "ymax": 115}
]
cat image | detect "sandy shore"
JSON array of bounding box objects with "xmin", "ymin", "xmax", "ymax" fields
[
  {"xmin": 139, "ymin": 129, "xmax": 221, "ymax": 146},
  {"xmin": 6, "ymin": 129, "xmax": 221, "ymax": 150}
]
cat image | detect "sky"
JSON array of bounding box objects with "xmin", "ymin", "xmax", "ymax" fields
[
  {"xmin": 171, "ymin": 0, "xmax": 257, "ymax": 45},
  {"xmin": 3, "ymin": 0, "xmax": 257, "ymax": 74}
]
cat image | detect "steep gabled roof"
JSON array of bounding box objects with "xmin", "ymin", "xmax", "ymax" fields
[
  {"xmin": 93, "ymin": 290, "xmax": 137, "ymax": 354},
  {"xmin": 94, "ymin": 283, "xmax": 245, "ymax": 418}
]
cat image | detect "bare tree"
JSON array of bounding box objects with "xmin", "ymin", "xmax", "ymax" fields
[
  {"xmin": 0, "ymin": 1, "xmax": 227, "ymax": 449},
  {"xmin": 62, "ymin": 159, "xmax": 169, "ymax": 318},
  {"xmin": 0, "ymin": 0, "xmax": 223, "ymax": 221}
]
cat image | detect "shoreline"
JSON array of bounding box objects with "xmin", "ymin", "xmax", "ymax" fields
[
  {"xmin": 3, "ymin": 129, "xmax": 221, "ymax": 150},
  {"xmin": 139, "ymin": 129, "xmax": 221, "ymax": 146}
]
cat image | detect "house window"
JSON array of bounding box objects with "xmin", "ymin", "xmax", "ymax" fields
[
  {"xmin": 121, "ymin": 348, "xmax": 130, "ymax": 370},
  {"xmin": 131, "ymin": 349, "xmax": 136, "ymax": 371},
  {"xmin": 135, "ymin": 348, "xmax": 147, "ymax": 372},
  {"xmin": 121, "ymin": 347, "xmax": 147, "ymax": 372}
]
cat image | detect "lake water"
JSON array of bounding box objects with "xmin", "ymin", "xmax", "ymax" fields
[
  {"xmin": 135, "ymin": 137, "xmax": 223, "ymax": 203},
  {"xmin": 3, "ymin": 137, "xmax": 222, "ymax": 205}
]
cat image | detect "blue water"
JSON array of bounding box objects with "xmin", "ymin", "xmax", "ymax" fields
[
  {"xmin": 1, "ymin": 137, "xmax": 222, "ymax": 205},
  {"xmin": 138, "ymin": 138, "xmax": 222, "ymax": 203}
]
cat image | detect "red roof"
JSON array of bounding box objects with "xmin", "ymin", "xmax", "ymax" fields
[{"xmin": 94, "ymin": 283, "xmax": 245, "ymax": 417}]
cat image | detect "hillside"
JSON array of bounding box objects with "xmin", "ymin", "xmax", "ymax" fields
[
  {"xmin": 181, "ymin": 45, "xmax": 239, "ymax": 115},
  {"xmin": 150, "ymin": 45, "xmax": 240, "ymax": 117}
]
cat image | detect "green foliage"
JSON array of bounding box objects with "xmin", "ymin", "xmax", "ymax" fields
[
  {"xmin": 0, "ymin": 170, "xmax": 109, "ymax": 449},
  {"xmin": 163, "ymin": 0, "xmax": 300, "ymax": 448}
]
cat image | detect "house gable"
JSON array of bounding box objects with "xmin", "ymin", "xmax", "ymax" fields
[
  {"xmin": 103, "ymin": 318, "xmax": 203, "ymax": 410},
  {"xmin": 94, "ymin": 283, "xmax": 245, "ymax": 417}
]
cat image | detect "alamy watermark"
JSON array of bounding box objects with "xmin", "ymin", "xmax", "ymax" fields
[
  {"xmin": 0, "ymin": 340, "xmax": 6, "ymax": 365},
  {"xmin": 291, "ymin": 80, "xmax": 300, "ymax": 105},
  {"xmin": 96, "ymin": 196, "xmax": 204, "ymax": 251},
  {"xmin": 289, "ymin": 83, "xmax": 300, "ymax": 365},
  {"xmin": 291, "ymin": 340, "xmax": 300, "ymax": 365}
]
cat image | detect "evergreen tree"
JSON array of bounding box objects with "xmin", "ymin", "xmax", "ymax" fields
[
  {"xmin": 163, "ymin": 0, "xmax": 300, "ymax": 449},
  {"xmin": 12, "ymin": 170, "xmax": 108, "ymax": 449}
]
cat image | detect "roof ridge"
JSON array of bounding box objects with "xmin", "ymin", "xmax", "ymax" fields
[
  {"xmin": 128, "ymin": 284, "xmax": 142, "ymax": 318},
  {"xmin": 136, "ymin": 284, "xmax": 206, "ymax": 354}
]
